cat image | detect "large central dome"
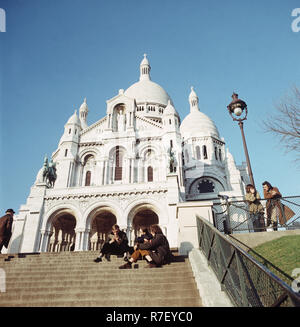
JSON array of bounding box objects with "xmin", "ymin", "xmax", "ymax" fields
[
  {"xmin": 125, "ymin": 79, "xmax": 171, "ymax": 106},
  {"xmin": 124, "ymin": 54, "xmax": 172, "ymax": 106}
]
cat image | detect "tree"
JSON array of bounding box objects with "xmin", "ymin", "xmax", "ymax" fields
[{"xmin": 263, "ymin": 86, "xmax": 300, "ymax": 163}]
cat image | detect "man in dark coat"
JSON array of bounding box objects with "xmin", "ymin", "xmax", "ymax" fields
[
  {"xmin": 94, "ymin": 224, "xmax": 131, "ymax": 262},
  {"xmin": 0, "ymin": 209, "xmax": 15, "ymax": 253}
]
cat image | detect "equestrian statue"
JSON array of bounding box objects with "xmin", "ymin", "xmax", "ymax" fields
[{"xmin": 42, "ymin": 155, "xmax": 57, "ymax": 188}]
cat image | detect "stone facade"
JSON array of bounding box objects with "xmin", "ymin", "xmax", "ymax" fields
[{"xmin": 8, "ymin": 55, "xmax": 249, "ymax": 254}]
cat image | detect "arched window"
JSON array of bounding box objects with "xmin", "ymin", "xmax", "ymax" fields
[
  {"xmin": 114, "ymin": 146, "xmax": 123, "ymax": 181},
  {"xmin": 147, "ymin": 166, "xmax": 153, "ymax": 182},
  {"xmin": 215, "ymin": 147, "xmax": 218, "ymax": 160},
  {"xmin": 203, "ymin": 145, "xmax": 208, "ymax": 159},
  {"xmin": 196, "ymin": 146, "xmax": 201, "ymax": 160},
  {"xmin": 65, "ymin": 149, "xmax": 68, "ymax": 157},
  {"xmin": 197, "ymin": 179, "xmax": 215, "ymax": 193},
  {"xmin": 85, "ymin": 171, "xmax": 91, "ymax": 186},
  {"xmin": 219, "ymin": 149, "xmax": 222, "ymax": 161}
]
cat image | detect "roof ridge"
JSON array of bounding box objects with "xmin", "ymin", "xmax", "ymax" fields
[
  {"xmin": 80, "ymin": 116, "xmax": 107, "ymax": 135},
  {"xmin": 136, "ymin": 115, "xmax": 163, "ymax": 129}
]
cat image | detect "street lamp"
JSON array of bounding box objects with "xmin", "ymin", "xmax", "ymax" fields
[{"xmin": 227, "ymin": 92, "xmax": 255, "ymax": 187}]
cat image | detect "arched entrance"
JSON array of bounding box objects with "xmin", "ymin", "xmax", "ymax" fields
[
  {"xmin": 48, "ymin": 212, "xmax": 77, "ymax": 252},
  {"xmin": 89, "ymin": 208, "xmax": 117, "ymax": 250},
  {"xmin": 129, "ymin": 205, "xmax": 159, "ymax": 245},
  {"xmin": 132, "ymin": 209, "xmax": 158, "ymax": 230}
]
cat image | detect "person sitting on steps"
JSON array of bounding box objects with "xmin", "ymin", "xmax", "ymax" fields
[
  {"xmin": 94, "ymin": 224, "xmax": 130, "ymax": 262},
  {"xmin": 119, "ymin": 224, "xmax": 172, "ymax": 269},
  {"xmin": 135, "ymin": 226, "xmax": 153, "ymax": 245},
  {"xmin": 122, "ymin": 226, "xmax": 153, "ymax": 262}
]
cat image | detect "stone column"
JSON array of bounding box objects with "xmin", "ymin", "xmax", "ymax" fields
[
  {"xmin": 82, "ymin": 229, "xmax": 91, "ymax": 251},
  {"xmin": 39, "ymin": 230, "xmax": 52, "ymax": 252},
  {"xmin": 130, "ymin": 159, "xmax": 134, "ymax": 183},
  {"xmin": 103, "ymin": 160, "xmax": 109, "ymax": 185},
  {"xmin": 74, "ymin": 229, "xmax": 82, "ymax": 251},
  {"xmin": 125, "ymin": 158, "xmax": 130, "ymax": 184},
  {"xmin": 38, "ymin": 230, "xmax": 46, "ymax": 252},
  {"xmin": 99, "ymin": 160, "xmax": 104, "ymax": 185}
]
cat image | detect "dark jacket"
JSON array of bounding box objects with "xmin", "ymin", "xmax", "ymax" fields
[
  {"xmin": 106, "ymin": 230, "xmax": 128, "ymax": 245},
  {"xmin": 135, "ymin": 231, "xmax": 153, "ymax": 244},
  {"xmin": 0, "ymin": 214, "xmax": 13, "ymax": 248},
  {"xmin": 139, "ymin": 233, "xmax": 172, "ymax": 266}
]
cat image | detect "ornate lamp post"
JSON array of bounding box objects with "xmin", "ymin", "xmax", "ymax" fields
[{"xmin": 227, "ymin": 92, "xmax": 255, "ymax": 187}]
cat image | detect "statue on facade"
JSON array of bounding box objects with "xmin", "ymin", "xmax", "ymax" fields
[
  {"xmin": 42, "ymin": 155, "xmax": 49, "ymax": 183},
  {"xmin": 42, "ymin": 155, "xmax": 57, "ymax": 188},
  {"xmin": 168, "ymin": 147, "xmax": 177, "ymax": 173},
  {"xmin": 117, "ymin": 109, "xmax": 125, "ymax": 132},
  {"xmin": 48, "ymin": 159, "xmax": 57, "ymax": 187}
]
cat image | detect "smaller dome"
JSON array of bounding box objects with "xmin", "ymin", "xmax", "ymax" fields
[
  {"xmin": 67, "ymin": 110, "xmax": 81, "ymax": 126},
  {"xmin": 79, "ymin": 98, "xmax": 88, "ymax": 112},
  {"xmin": 180, "ymin": 110, "xmax": 219, "ymax": 138},
  {"xmin": 163, "ymin": 100, "xmax": 179, "ymax": 116}
]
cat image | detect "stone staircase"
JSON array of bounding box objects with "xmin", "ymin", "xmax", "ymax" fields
[{"xmin": 0, "ymin": 251, "xmax": 202, "ymax": 307}]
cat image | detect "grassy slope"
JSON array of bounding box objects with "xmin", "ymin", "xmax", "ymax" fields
[{"xmin": 250, "ymin": 235, "xmax": 300, "ymax": 278}]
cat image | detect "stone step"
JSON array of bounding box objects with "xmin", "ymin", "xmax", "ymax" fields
[
  {"xmin": 4, "ymin": 275, "xmax": 194, "ymax": 286},
  {"xmin": 1, "ymin": 263, "xmax": 190, "ymax": 273},
  {"xmin": 0, "ymin": 259, "xmax": 186, "ymax": 271},
  {"xmin": 4, "ymin": 280, "xmax": 197, "ymax": 293},
  {"xmin": 4, "ymin": 272, "xmax": 195, "ymax": 284},
  {"xmin": 1, "ymin": 259, "xmax": 190, "ymax": 269},
  {"xmin": 1, "ymin": 256, "xmax": 185, "ymax": 264},
  {"xmin": 1, "ymin": 260, "xmax": 190, "ymax": 272},
  {"xmin": 0, "ymin": 297, "xmax": 202, "ymax": 307},
  {"xmin": 0, "ymin": 256, "xmax": 187, "ymax": 265},
  {"xmin": 0, "ymin": 286, "xmax": 200, "ymax": 301},
  {"xmin": 0, "ymin": 250, "xmax": 180, "ymax": 260},
  {"xmin": 5, "ymin": 275, "xmax": 196, "ymax": 288}
]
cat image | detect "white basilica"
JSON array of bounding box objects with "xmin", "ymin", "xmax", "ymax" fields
[{"xmin": 9, "ymin": 55, "xmax": 249, "ymax": 254}]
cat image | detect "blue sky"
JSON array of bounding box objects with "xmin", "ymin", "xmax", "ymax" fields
[{"xmin": 0, "ymin": 0, "xmax": 300, "ymax": 213}]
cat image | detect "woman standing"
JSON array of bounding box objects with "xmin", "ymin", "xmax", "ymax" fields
[
  {"xmin": 262, "ymin": 181, "xmax": 295, "ymax": 231},
  {"xmin": 245, "ymin": 184, "xmax": 265, "ymax": 232}
]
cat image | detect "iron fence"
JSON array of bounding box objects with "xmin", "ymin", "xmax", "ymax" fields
[
  {"xmin": 196, "ymin": 215, "xmax": 300, "ymax": 307},
  {"xmin": 213, "ymin": 196, "xmax": 300, "ymax": 233}
]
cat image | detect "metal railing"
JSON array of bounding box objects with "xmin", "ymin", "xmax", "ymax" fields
[
  {"xmin": 213, "ymin": 196, "xmax": 300, "ymax": 233},
  {"xmin": 196, "ymin": 215, "xmax": 300, "ymax": 307}
]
